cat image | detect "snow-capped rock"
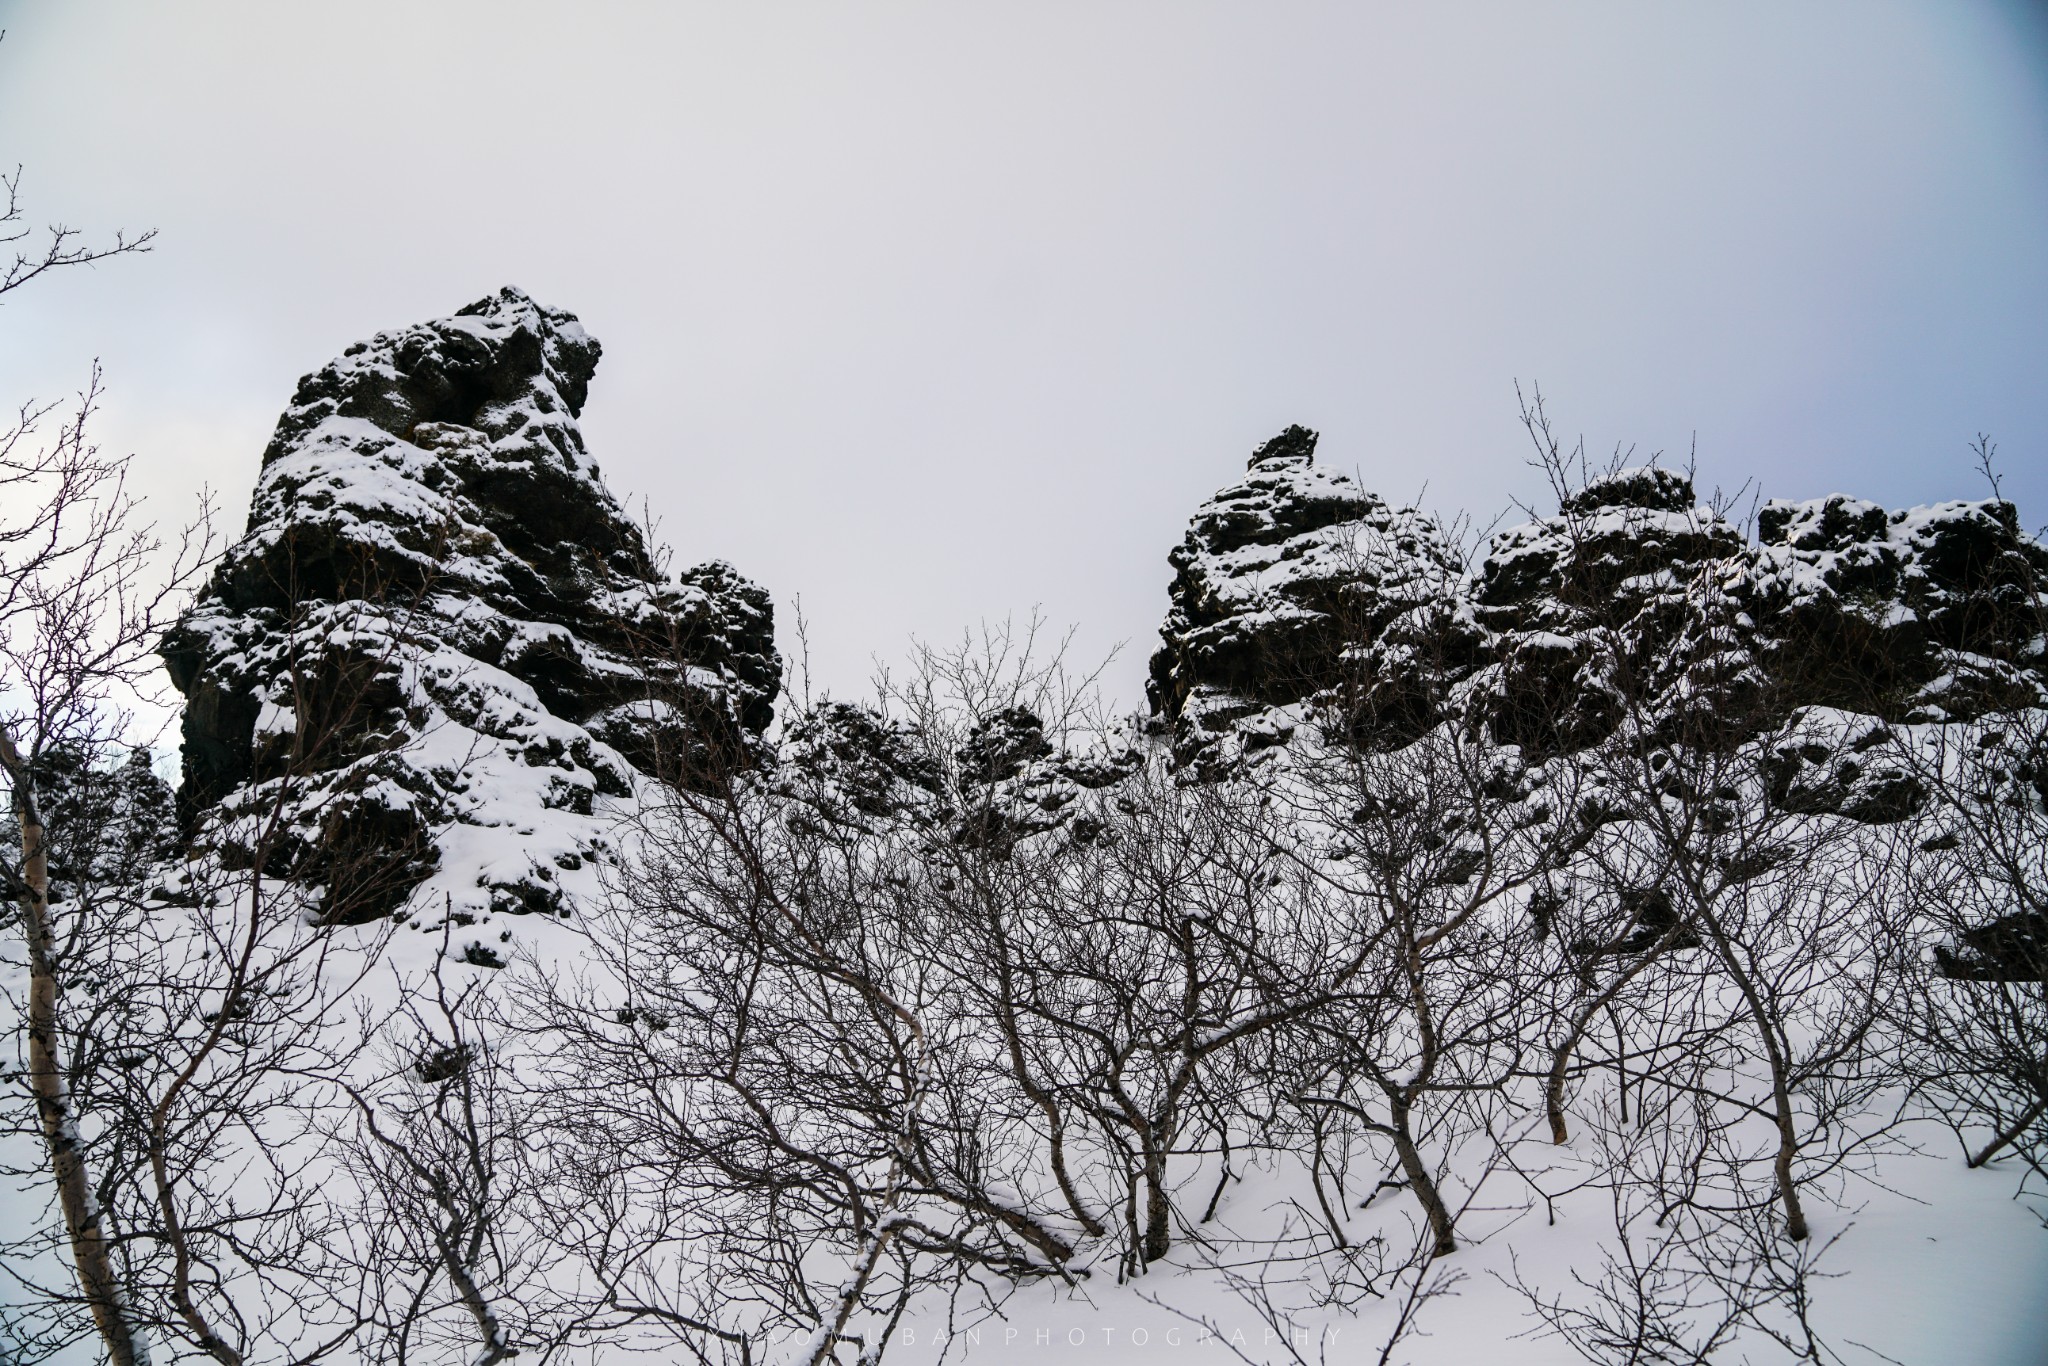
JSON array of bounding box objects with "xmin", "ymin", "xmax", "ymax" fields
[
  {"xmin": 1754, "ymin": 492, "xmax": 2048, "ymax": 722},
  {"xmin": 1149, "ymin": 431, "xmax": 2048, "ymax": 798},
  {"xmin": 1146, "ymin": 424, "xmax": 1463, "ymax": 771},
  {"xmin": 160, "ymin": 288, "xmax": 779, "ymax": 928}
]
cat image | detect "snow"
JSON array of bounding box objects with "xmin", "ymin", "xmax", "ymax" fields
[
  {"xmin": 834, "ymin": 1133, "xmax": 2047, "ymax": 1365},
  {"xmin": 12, "ymin": 340, "xmax": 2048, "ymax": 1364}
]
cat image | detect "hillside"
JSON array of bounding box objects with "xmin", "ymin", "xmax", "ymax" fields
[{"xmin": 3, "ymin": 292, "xmax": 2044, "ymax": 1366}]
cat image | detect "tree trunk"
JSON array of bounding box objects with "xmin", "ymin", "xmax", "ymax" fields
[
  {"xmin": 1770, "ymin": 1067, "xmax": 1810, "ymax": 1242},
  {"xmin": 1, "ymin": 728, "xmax": 152, "ymax": 1366},
  {"xmin": 1546, "ymin": 948, "xmax": 1662, "ymax": 1143},
  {"xmin": 1694, "ymin": 899, "xmax": 1810, "ymax": 1242},
  {"xmin": 438, "ymin": 1218, "xmax": 515, "ymax": 1366},
  {"xmin": 1141, "ymin": 1154, "xmax": 1172, "ymax": 1265},
  {"xmin": 1389, "ymin": 1095, "xmax": 1456, "ymax": 1256}
]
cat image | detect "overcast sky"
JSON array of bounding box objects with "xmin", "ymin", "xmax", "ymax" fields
[{"xmin": 2, "ymin": 2, "xmax": 2044, "ymax": 713}]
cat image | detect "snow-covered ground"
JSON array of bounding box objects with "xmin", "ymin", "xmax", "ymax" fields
[
  {"xmin": 871, "ymin": 1140, "xmax": 2048, "ymax": 1365},
  {"xmin": 6, "ymin": 780, "xmax": 2046, "ymax": 1366}
]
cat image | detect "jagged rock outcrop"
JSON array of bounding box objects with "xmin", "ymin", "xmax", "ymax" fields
[
  {"xmin": 160, "ymin": 288, "xmax": 779, "ymax": 928},
  {"xmin": 774, "ymin": 698, "xmax": 1140, "ymax": 854},
  {"xmin": 1466, "ymin": 466, "xmax": 1753, "ymax": 754},
  {"xmin": 1149, "ymin": 426, "xmax": 2048, "ymax": 807},
  {"xmin": 775, "ymin": 702, "xmax": 948, "ymax": 832},
  {"xmin": 0, "ymin": 748, "xmax": 174, "ymax": 908},
  {"xmin": 1752, "ymin": 495, "xmax": 2048, "ymax": 722},
  {"xmin": 950, "ymin": 707, "xmax": 1142, "ymax": 852},
  {"xmin": 1934, "ymin": 908, "xmax": 2048, "ymax": 982},
  {"xmin": 159, "ymin": 332, "xmax": 2042, "ymax": 933},
  {"xmin": 1147, "ymin": 425, "xmax": 1463, "ymax": 770}
]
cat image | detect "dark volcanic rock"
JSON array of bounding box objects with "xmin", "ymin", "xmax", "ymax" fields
[
  {"xmin": 161, "ymin": 288, "xmax": 780, "ymax": 927},
  {"xmin": 1469, "ymin": 468, "xmax": 1752, "ymax": 754},
  {"xmin": 775, "ymin": 702, "xmax": 948, "ymax": 832},
  {"xmin": 0, "ymin": 748, "xmax": 175, "ymax": 907},
  {"xmin": 1150, "ymin": 431, "xmax": 2048, "ymax": 796},
  {"xmin": 1147, "ymin": 425, "xmax": 1463, "ymax": 770},
  {"xmin": 1754, "ymin": 495, "xmax": 2048, "ymax": 722},
  {"xmin": 774, "ymin": 696, "xmax": 1140, "ymax": 855},
  {"xmin": 1935, "ymin": 909, "xmax": 2048, "ymax": 982}
]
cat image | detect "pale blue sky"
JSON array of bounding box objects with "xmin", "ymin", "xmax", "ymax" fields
[{"xmin": 1, "ymin": 2, "xmax": 2044, "ymax": 710}]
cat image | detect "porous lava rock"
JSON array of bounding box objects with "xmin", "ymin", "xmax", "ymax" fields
[
  {"xmin": 160, "ymin": 288, "xmax": 779, "ymax": 929},
  {"xmin": 0, "ymin": 748, "xmax": 175, "ymax": 908},
  {"xmin": 1147, "ymin": 425, "xmax": 1463, "ymax": 771},
  {"xmin": 1149, "ymin": 427, "xmax": 2048, "ymax": 804},
  {"xmin": 772, "ymin": 697, "xmax": 1140, "ymax": 855},
  {"xmin": 1752, "ymin": 494, "xmax": 2048, "ymax": 722}
]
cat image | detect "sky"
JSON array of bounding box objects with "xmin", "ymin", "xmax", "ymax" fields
[{"xmin": 1, "ymin": 1, "xmax": 2044, "ymax": 714}]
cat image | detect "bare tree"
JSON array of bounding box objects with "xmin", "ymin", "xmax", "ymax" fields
[
  {"xmin": 1281, "ymin": 707, "xmax": 1553, "ymax": 1258},
  {"xmin": 327, "ymin": 929, "xmax": 534, "ymax": 1366},
  {"xmin": 936, "ymin": 754, "xmax": 1313, "ymax": 1273},
  {"xmin": 515, "ymin": 725, "xmax": 968, "ymax": 1363},
  {"xmin": 1510, "ymin": 1088, "xmax": 1850, "ymax": 1365},
  {"xmin": 0, "ymin": 164, "xmax": 155, "ymax": 304},
  {"xmin": 1881, "ymin": 451, "xmax": 2048, "ymax": 1190},
  {"xmin": 1890, "ymin": 710, "xmax": 2048, "ymax": 1188},
  {"xmin": 1, "ymin": 158, "xmax": 184, "ymax": 1357},
  {"xmin": 3, "ymin": 462, "xmax": 526, "ymax": 1365},
  {"xmin": 1511, "ymin": 395, "xmax": 1910, "ymax": 1245}
]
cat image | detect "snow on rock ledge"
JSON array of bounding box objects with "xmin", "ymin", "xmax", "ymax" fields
[
  {"xmin": 1146, "ymin": 424, "xmax": 1461, "ymax": 771},
  {"xmin": 160, "ymin": 287, "xmax": 779, "ymax": 933},
  {"xmin": 1150, "ymin": 428, "xmax": 2048, "ymax": 797}
]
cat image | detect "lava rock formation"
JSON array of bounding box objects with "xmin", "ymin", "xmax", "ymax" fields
[{"xmin": 161, "ymin": 288, "xmax": 779, "ymax": 925}]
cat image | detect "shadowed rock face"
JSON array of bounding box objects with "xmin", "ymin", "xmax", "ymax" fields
[
  {"xmin": 161, "ymin": 287, "xmax": 779, "ymax": 923},
  {"xmin": 161, "ymin": 338, "xmax": 2043, "ymax": 925},
  {"xmin": 1935, "ymin": 908, "xmax": 2048, "ymax": 982},
  {"xmin": 1147, "ymin": 425, "xmax": 1465, "ymax": 770},
  {"xmin": 1150, "ymin": 427, "xmax": 2048, "ymax": 799}
]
